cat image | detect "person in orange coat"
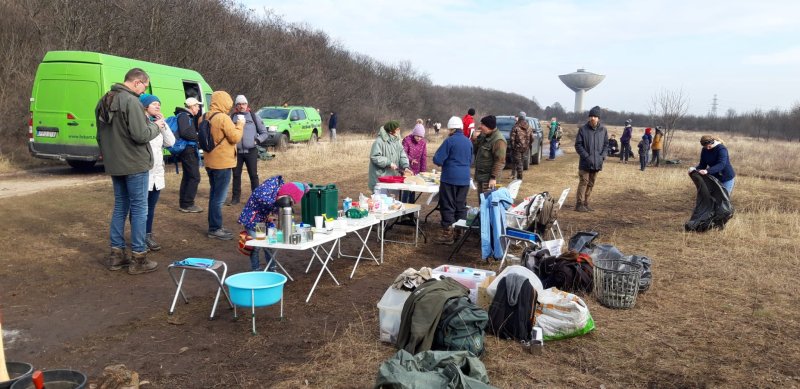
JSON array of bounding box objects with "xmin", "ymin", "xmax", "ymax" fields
[
  {"xmin": 651, "ymin": 127, "xmax": 664, "ymax": 167},
  {"xmin": 202, "ymin": 91, "xmax": 244, "ymax": 240}
]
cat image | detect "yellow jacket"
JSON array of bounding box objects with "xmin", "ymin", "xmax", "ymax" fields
[
  {"xmin": 201, "ymin": 91, "xmax": 243, "ymax": 169},
  {"xmin": 652, "ymin": 132, "xmax": 664, "ymax": 150}
]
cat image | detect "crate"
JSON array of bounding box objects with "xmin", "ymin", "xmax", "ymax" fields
[
  {"xmin": 432, "ymin": 265, "xmax": 496, "ymax": 303},
  {"xmin": 593, "ymin": 259, "xmax": 642, "ymax": 309},
  {"xmin": 377, "ymin": 287, "xmax": 412, "ymax": 343},
  {"xmin": 301, "ymin": 183, "xmax": 339, "ymax": 225}
]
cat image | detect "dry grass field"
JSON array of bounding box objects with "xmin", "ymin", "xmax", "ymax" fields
[{"xmin": 1, "ymin": 125, "xmax": 799, "ymax": 388}]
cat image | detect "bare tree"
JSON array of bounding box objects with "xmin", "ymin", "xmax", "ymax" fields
[{"xmin": 649, "ymin": 88, "xmax": 690, "ymax": 158}]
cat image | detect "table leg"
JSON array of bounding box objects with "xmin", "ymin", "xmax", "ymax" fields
[
  {"xmin": 309, "ymin": 246, "xmax": 340, "ymax": 285},
  {"xmin": 349, "ymin": 226, "xmax": 378, "ymax": 279},
  {"xmin": 168, "ymin": 268, "xmax": 188, "ymax": 315},
  {"xmin": 306, "ymin": 239, "xmax": 340, "ymax": 303},
  {"xmin": 414, "ymin": 209, "xmax": 419, "ymax": 246},
  {"xmin": 265, "ymin": 249, "xmax": 294, "ymax": 282}
]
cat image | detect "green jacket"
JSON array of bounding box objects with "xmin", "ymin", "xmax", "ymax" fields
[
  {"xmin": 473, "ymin": 129, "xmax": 507, "ymax": 183},
  {"xmin": 95, "ymin": 83, "xmax": 159, "ymax": 176},
  {"xmin": 396, "ymin": 278, "xmax": 469, "ymax": 355},
  {"xmin": 368, "ymin": 127, "xmax": 410, "ymax": 191}
]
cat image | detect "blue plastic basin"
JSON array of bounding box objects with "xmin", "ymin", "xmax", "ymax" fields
[{"xmin": 225, "ymin": 271, "xmax": 287, "ymax": 308}]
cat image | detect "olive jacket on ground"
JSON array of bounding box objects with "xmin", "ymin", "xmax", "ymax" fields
[{"xmin": 396, "ymin": 278, "xmax": 470, "ymax": 355}]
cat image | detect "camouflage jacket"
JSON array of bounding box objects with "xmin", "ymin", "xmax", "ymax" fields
[{"xmin": 510, "ymin": 118, "xmax": 531, "ymax": 151}]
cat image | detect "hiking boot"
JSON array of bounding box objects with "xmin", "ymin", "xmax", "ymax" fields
[
  {"xmin": 128, "ymin": 251, "xmax": 158, "ymax": 275},
  {"xmin": 575, "ymin": 203, "xmax": 589, "ymax": 212},
  {"xmin": 179, "ymin": 205, "xmax": 203, "ymax": 213},
  {"xmin": 584, "ymin": 203, "xmax": 595, "ymax": 212},
  {"xmin": 146, "ymin": 233, "xmax": 161, "ymax": 251},
  {"xmin": 100, "ymin": 247, "xmax": 131, "ymax": 271},
  {"xmin": 225, "ymin": 198, "xmax": 240, "ymax": 206},
  {"xmin": 208, "ymin": 228, "xmax": 233, "ymax": 240},
  {"xmin": 435, "ymin": 227, "xmax": 455, "ymax": 245}
]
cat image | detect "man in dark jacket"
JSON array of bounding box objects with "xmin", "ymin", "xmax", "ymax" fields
[
  {"xmin": 433, "ymin": 116, "xmax": 473, "ymax": 244},
  {"xmin": 95, "ymin": 68, "xmax": 161, "ymax": 274},
  {"xmin": 175, "ymin": 97, "xmax": 203, "ymax": 213},
  {"xmin": 328, "ymin": 111, "xmax": 337, "ymax": 142},
  {"xmin": 574, "ymin": 106, "xmax": 609, "ymax": 212},
  {"xmin": 472, "ymin": 115, "xmax": 506, "ymax": 201},
  {"xmin": 619, "ymin": 119, "xmax": 633, "ymax": 164},
  {"xmin": 227, "ymin": 95, "xmax": 268, "ymax": 205}
]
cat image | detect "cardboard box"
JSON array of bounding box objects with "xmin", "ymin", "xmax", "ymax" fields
[{"xmin": 477, "ymin": 275, "xmax": 497, "ymax": 311}]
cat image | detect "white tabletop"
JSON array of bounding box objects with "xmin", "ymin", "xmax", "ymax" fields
[
  {"xmin": 375, "ymin": 182, "xmax": 439, "ymax": 193},
  {"xmin": 246, "ymin": 230, "xmax": 346, "ymax": 250},
  {"xmin": 331, "ymin": 215, "xmax": 381, "ymax": 233},
  {"xmin": 370, "ymin": 203, "xmax": 421, "ymax": 221}
]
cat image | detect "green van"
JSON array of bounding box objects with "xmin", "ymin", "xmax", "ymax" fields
[
  {"xmin": 28, "ymin": 51, "xmax": 214, "ymax": 169},
  {"xmin": 255, "ymin": 106, "xmax": 323, "ymax": 151}
]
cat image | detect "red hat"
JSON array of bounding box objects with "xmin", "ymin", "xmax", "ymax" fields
[
  {"xmin": 645, "ymin": 128, "xmax": 652, "ymax": 134},
  {"xmin": 277, "ymin": 182, "xmax": 309, "ymax": 204}
]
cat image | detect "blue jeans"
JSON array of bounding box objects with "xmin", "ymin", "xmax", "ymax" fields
[
  {"xmin": 549, "ymin": 138, "xmax": 558, "ymax": 159},
  {"xmin": 721, "ymin": 178, "xmax": 735, "ymax": 197},
  {"xmin": 146, "ymin": 189, "xmax": 161, "ymax": 233},
  {"xmin": 111, "ymin": 172, "xmax": 149, "ymax": 253},
  {"xmin": 206, "ymin": 168, "xmax": 232, "ymax": 232},
  {"xmin": 246, "ymin": 228, "xmax": 275, "ymax": 271}
]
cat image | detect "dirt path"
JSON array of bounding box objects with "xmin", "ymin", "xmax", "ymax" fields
[{"xmin": 0, "ymin": 165, "xmax": 106, "ymax": 199}]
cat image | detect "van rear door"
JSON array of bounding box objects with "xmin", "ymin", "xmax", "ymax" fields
[{"xmin": 30, "ymin": 62, "xmax": 102, "ymax": 160}]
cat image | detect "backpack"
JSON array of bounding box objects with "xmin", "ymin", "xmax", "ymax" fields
[
  {"xmin": 432, "ymin": 296, "xmax": 488, "ymax": 357},
  {"xmin": 488, "ymin": 276, "xmax": 537, "ymax": 342},
  {"xmin": 535, "ymin": 251, "xmax": 594, "ymax": 293},
  {"xmin": 527, "ymin": 193, "xmax": 558, "ymax": 236},
  {"xmin": 165, "ymin": 114, "xmax": 197, "ymax": 156},
  {"xmin": 197, "ymin": 112, "xmax": 222, "ymax": 153},
  {"xmin": 555, "ymin": 125, "xmax": 563, "ymax": 140}
]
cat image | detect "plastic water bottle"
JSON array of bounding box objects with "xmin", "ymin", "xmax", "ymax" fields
[{"xmin": 343, "ymin": 197, "xmax": 352, "ymax": 212}]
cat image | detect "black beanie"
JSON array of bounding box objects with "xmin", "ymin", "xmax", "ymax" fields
[
  {"xmin": 480, "ymin": 115, "xmax": 496, "ymax": 129},
  {"xmin": 468, "ymin": 108, "xmax": 476, "ymax": 116},
  {"xmin": 588, "ymin": 106, "xmax": 602, "ymax": 118}
]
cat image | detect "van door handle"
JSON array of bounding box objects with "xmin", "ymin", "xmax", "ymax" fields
[{"xmin": 67, "ymin": 121, "xmax": 78, "ymax": 126}]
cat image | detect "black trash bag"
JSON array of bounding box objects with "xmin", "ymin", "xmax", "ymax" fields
[
  {"xmin": 685, "ymin": 171, "xmax": 734, "ymax": 232},
  {"xmin": 522, "ymin": 247, "xmax": 552, "ymax": 275},
  {"xmin": 568, "ymin": 231, "xmax": 600, "ymax": 253},
  {"xmin": 624, "ymin": 255, "xmax": 652, "ymax": 292}
]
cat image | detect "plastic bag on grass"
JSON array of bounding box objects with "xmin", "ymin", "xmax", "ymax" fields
[{"xmin": 534, "ymin": 288, "xmax": 595, "ymax": 340}]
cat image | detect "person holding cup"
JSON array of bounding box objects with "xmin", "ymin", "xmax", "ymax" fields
[
  {"xmin": 139, "ymin": 93, "xmax": 175, "ymax": 252},
  {"xmin": 201, "ymin": 91, "xmax": 244, "ymax": 240},
  {"xmin": 239, "ymin": 176, "xmax": 309, "ymax": 270},
  {"xmin": 227, "ymin": 95, "xmax": 268, "ymax": 206}
]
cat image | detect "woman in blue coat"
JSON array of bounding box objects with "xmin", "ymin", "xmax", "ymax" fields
[{"xmin": 690, "ymin": 135, "xmax": 736, "ymax": 196}]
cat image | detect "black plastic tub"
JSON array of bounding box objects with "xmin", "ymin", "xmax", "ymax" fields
[
  {"xmin": 10, "ymin": 369, "xmax": 86, "ymax": 389},
  {"xmin": 0, "ymin": 362, "xmax": 34, "ymax": 389}
]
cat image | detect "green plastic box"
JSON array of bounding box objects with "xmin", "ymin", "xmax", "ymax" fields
[{"xmin": 301, "ymin": 183, "xmax": 339, "ymax": 225}]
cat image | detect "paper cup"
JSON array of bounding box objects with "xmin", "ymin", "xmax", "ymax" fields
[{"xmin": 314, "ymin": 216, "xmax": 324, "ymax": 229}]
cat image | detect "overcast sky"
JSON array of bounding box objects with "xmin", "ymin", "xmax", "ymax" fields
[{"xmin": 245, "ymin": 0, "xmax": 800, "ymax": 116}]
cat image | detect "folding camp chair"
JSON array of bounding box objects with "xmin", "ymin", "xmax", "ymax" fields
[
  {"xmin": 498, "ymin": 229, "xmax": 542, "ymax": 271},
  {"xmin": 549, "ymin": 188, "xmax": 570, "ymax": 240}
]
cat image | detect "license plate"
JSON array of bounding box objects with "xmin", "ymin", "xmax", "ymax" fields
[{"xmin": 37, "ymin": 130, "xmax": 58, "ymax": 138}]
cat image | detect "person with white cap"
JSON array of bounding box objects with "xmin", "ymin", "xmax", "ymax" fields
[
  {"xmin": 227, "ymin": 95, "xmax": 268, "ymax": 205},
  {"xmin": 175, "ymin": 96, "xmax": 204, "ymax": 213},
  {"xmin": 432, "ymin": 116, "xmax": 473, "ymax": 244},
  {"xmin": 509, "ymin": 111, "xmax": 531, "ymax": 180},
  {"xmin": 619, "ymin": 118, "xmax": 633, "ymax": 164}
]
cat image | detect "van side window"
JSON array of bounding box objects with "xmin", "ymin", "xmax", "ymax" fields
[
  {"xmin": 290, "ymin": 110, "xmax": 301, "ymax": 121},
  {"xmin": 297, "ymin": 110, "xmax": 307, "ymax": 120}
]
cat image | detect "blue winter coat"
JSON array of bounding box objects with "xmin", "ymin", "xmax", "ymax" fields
[
  {"xmin": 432, "ymin": 131, "xmax": 473, "ymax": 186},
  {"xmin": 696, "ymin": 144, "xmax": 736, "ymax": 183},
  {"xmin": 480, "ymin": 188, "xmax": 513, "ymax": 260}
]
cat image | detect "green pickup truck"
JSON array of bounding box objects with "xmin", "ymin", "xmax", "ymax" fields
[{"xmin": 256, "ymin": 106, "xmax": 322, "ymax": 151}]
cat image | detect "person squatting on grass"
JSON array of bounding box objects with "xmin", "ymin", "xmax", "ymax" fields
[
  {"xmin": 139, "ymin": 93, "xmax": 175, "ymax": 252},
  {"xmin": 175, "ymin": 97, "xmax": 204, "ymax": 213},
  {"xmin": 433, "ymin": 116, "xmax": 473, "ymax": 245},
  {"xmin": 95, "ymin": 68, "xmax": 161, "ymax": 274},
  {"xmin": 509, "ymin": 111, "xmax": 532, "ymax": 180},
  {"xmin": 238, "ymin": 177, "xmax": 308, "ymax": 271},
  {"xmin": 689, "ymin": 135, "xmax": 737, "ymax": 196},
  {"xmin": 368, "ymin": 120, "xmax": 412, "ymax": 192},
  {"xmin": 202, "ymin": 91, "xmax": 244, "ymax": 240},
  {"xmin": 472, "ymin": 115, "xmax": 506, "ymax": 201},
  {"xmin": 227, "ymin": 94, "xmax": 269, "ymax": 206},
  {"xmin": 574, "ymin": 106, "xmax": 609, "ymax": 212}
]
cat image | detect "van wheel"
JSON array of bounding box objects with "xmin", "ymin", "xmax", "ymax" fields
[
  {"xmin": 277, "ymin": 133, "xmax": 289, "ymax": 151},
  {"xmin": 67, "ymin": 160, "xmax": 96, "ymax": 170}
]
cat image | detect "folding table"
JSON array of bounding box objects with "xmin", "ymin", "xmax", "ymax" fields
[
  {"xmin": 247, "ymin": 230, "xmax": 346, "ymax": 303},
  {"xmin": 332, "ymin": 215, "xmax": 382, "ymax": 278},
  {"xmin": 371, "ymin": 203, "xmax": 422, "ymax": 263},
  {"xmin": 375, "ymin": 182, "xmax": 438, "ymax": 242}
]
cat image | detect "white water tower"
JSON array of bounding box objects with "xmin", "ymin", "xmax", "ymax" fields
[{"xmin": 559, "ymin": 69, "xmax": 605, "ymax": 113}]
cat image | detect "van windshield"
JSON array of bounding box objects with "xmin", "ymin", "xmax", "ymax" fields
[{"xmin": 259, "ymin": 108, "xmax": 290, "ymax": 120}]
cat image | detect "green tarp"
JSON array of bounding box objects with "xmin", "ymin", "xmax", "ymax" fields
[{"xmin": 375, "ymin": 350, "xmax": 496, "ymax": 389}]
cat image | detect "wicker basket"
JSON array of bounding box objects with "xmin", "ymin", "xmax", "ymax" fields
[{"xmin": 593, "ymin": 259, "xmax": 642, "ymax": 309}]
